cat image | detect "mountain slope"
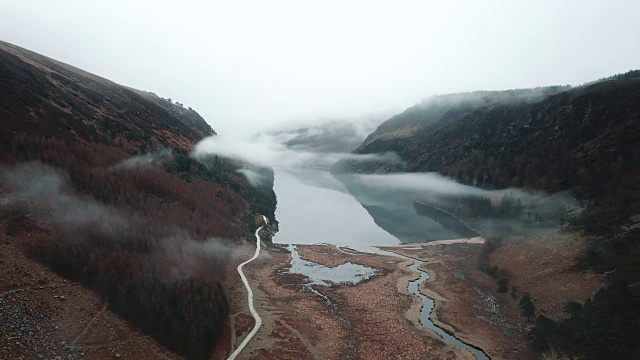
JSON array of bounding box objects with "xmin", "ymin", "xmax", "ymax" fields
[
  {"xmin": 336, "ymin": 73, "xmax": 640, "ymax": 359},
  {"xmin": 353, "ymin": 80, "xmax": 639, "ymax": 214},
  {"xmin": 0, "ymin": 41, "xmax": 214, "ymax": 148},
  {"xmin": 0, "ymin": 41, "xmax": 277, "ymax": 359}
]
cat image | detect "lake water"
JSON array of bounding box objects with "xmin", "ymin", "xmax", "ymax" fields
[
  {"xmin": 285, "ymin": 244, "xmax": 378, "ymax": 286},
  {"xmin": 272, "ymin": 169, "xmax": 399, "ymax": 252}
]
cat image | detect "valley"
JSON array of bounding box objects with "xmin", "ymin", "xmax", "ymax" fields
[
  {"xmin": 219, "ymin": 169, "xmax": 496, "ymax": 359},
  {"xmin": 239, "ymin": 243, "xmax": 475, "ymax": 360},
  {"xmin": 0, "ymin": 36, "xmax": 638, "ymax": 360}
]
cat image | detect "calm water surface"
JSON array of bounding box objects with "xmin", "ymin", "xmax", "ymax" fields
[
  {"xmin": 286, "ymin": 244, "xmax": 377, "ymax": 286},
  {"xmin": 273, "ymin": 169, "xmax": 398, "ymax": 252}
]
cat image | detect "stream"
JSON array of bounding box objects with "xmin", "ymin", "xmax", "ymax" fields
[{"xmin": 385, "ymin": 250, "xmax": 490, "ymax": 360}]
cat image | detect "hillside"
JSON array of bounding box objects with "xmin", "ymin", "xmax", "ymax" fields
[
  {"xmin": 336, "ymin": 75, "xmax": 639, "ymax": 240},
  {"xmin": 0, "ymin": 41, "xmax": 214, "ymax": 149},
  {"xmin": 334, "ymin": 73, "xmax": 640, "ymax": 359},
  {"xmin": 354, "ymin": 80, "xmax": 639, "ymax": 214},
  {"xmin": 0, "ymin": 41, "xmax": 277, "ymax": 359}
]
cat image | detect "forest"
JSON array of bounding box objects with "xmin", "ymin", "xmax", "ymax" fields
[{"xmin": 0, "ymin": 129, "xmax": 274, "ymax": 360}]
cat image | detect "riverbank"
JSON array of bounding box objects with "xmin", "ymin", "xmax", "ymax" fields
[
  {"xmin": 380, "ymin": 232, "xmax": 606, "ymax": 360},
  {"xmin": 394, "ymin": 237, "xmax": 485, "ymax": 247},
  {"xmin": 380, "ymin": 242, "xmax": 530, "ymax": 359},
  {"xmin": 235, "ymin": 244, "xmax": 473, "ymax": 359},
  {"xmin": 222, "ymin": 234, "xmax": 600, "ymax": 359}
]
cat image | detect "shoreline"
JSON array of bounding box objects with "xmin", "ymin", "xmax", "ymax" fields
[
  {"xmin": 422, "ymin": 277, "xmax": 489, "ymax": 356},
  {"xmin": 379, "ymin": 242, "xmax": 490, "ymax": 343},
  {"xmin": 381, "ymin": 241, "xmax": 534, "ymax": 359},
  {"xmin": 379, "ymin": 245, "xmax": 491, "ymax": 359},
  {"xmin": 378, "ymin": 237, "xmax": 486, "ymax": 249},
  {"xmin": 236, "ymin": 243, "xmax": 474, "ymax": 359}
]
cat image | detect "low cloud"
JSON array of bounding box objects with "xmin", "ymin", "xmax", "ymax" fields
[
  {"xmin": 193, "ymin": 134, "xmax": 402, "ymax": 171},
  {"xmin": 108, "ymin": 148, "xmax": 172, "ymax": 172},
  {"xmin": 157, "ymin": 232, "xmax": 237, "ymax": 279},
  {"xmin": 0, "ymin": 161, "xmax": 236, "ymax": 279},
  {"xmin": 235, "ymin": 169, "xmax": 265, "ymax": 187},
  {"xmin": 356, "ymin": 172, "xmax": 483, "ymax": 197},
  {"xmin": 195, "ymin": 128, "xmax": 579, "ymax": 240},
  {"xmin": 1, "ymin": 161, "xmax": 127, "ymax": 237},
  {"xmin": 338, "ymin": 171, "xmax": 581, "ymax": 238},
  {"xmin": 261, "ymin": 113, "xmax": 390, "ymax": 153},
  {"xmin": 348, "ymin": 172, "xmax": 579, "ymax": 208}
]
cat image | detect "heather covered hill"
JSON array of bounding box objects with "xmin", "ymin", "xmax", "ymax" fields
[
  {"xmin": 0, "ymin": 41, "xmax": 276, "ymax": 359},
  {"xmin": 0, "ymin": 40, "xmax": 214, "ymax": 148}
]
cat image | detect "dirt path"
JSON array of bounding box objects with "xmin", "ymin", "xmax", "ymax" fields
[
  {"xmin": 278, "ymin": 320, "xmax": 324, "ymax": 359},
  {"xmin": 227, "ymin": 215, "xmax": 267, "ymax": 360},
  {"xmin": 0, "ymin": 240, "xmax": 181, "ymax": 360},
  {"xmin": 72, "ymin": 301, "xmax": 109, "ymax": 345}
]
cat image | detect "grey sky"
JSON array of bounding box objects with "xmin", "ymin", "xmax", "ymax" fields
[{"xmin": 2, "ymin": 0, "xmax": 639, "ymax": 136}]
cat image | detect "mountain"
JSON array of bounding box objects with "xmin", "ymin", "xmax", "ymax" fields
[
  {"xmin": 261, "ymin": 116, "xmax": 384, "ymax": 153},
  {"xmin": 0, "ymin": 41, "xmax": 277, "ymax": 359},
  {"xmin": 334, "ymin": 72, "xmax": 640, "ymax": 359},
  {"xmin": 354, "ymin": 80, "xmax": 638, "ymax": 211},
  {"xmin": 336, "ymin": 75, "xmax": 640, "ymax": 236},
  {"xmin": 0, "ymin": 41, "xmax": 214, "ymax": 147}
]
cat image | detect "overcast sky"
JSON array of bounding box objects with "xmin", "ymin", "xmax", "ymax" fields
[{"xmin": 2, "ymin": 0, "xmax": 639, "ymax": 136}]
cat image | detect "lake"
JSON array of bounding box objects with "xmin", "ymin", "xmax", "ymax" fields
[{"xmin": 272, "ymin": 169, "xmax": 399, "ymax": 252}]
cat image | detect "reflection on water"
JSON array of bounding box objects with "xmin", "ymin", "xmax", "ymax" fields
[
  {"xmin": 273, "ymin": 169, "xmax": 398, "ymax": 252},
  {"xmin": 285, "ymin": 245, "xmax": 377, "ymax": 286},
  {"xmin": 334, "ymin": 173, "xmax": 464, "ymax": 243}
]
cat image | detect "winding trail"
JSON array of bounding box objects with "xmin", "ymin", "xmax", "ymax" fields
[
  {"xmin": 72, "ymin": 300, "xmax": 109, "ymax": 345},
  {"xmin": 227, "ymin": 215, "xmax": 267, "ymax": 360}
]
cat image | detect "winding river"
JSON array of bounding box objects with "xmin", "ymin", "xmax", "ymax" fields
[
  {"xmin": 273, "ymin": 169, "xmax": 489, "ymax": 359},
  {"xmin": 383, "ymin": 249, "xmax": 490, "ymax": 360}
]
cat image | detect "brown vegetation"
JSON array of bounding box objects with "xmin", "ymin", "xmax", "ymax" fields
[
  {"xmin": 0, "ymin": 236, "xmax": 180, "ymax": 360},
  {"xmin": 0, "ymin": 41, "xmax": 277, "ymax": 359},
  {"xmin": 337, "ymin": 71, "xmax": 640, "ymax": 358},
  {"xmin": 236, "ymin": 244, "xmax": 473, "ymax": 360},
  {"xmin": 382, "ymin": 242, "xmax": 530, "ymax": 359},
  {"xmin": 489, "ymin": 233, "xmax": 605, "ymax": 320}
]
